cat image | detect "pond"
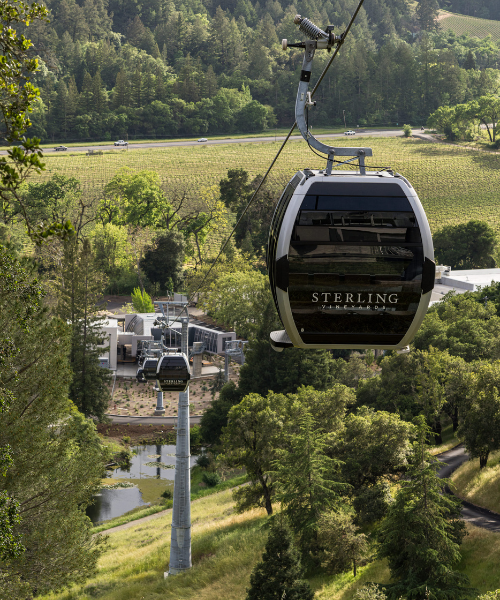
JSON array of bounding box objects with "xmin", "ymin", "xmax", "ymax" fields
[{"xmin": 86, "ymin": 444, "xmax": 199, "ymax": 525}]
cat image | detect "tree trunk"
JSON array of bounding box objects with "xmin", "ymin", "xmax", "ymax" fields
[
  {"xmin": 432, "ymin": 417, "xmax": 442, "ymax": 446},
  {"xmin": 480, "ymin": 452, "xmax": 489, "ymax": 469},
  {"xmin": 452, "ymin": 405, "xmax": 459, "ymax": 432},
  {"xmin": 258, "ymin": 473, "xmax": 273, "ymax": 515},
  {"xmin": 353, "ymin": 559, "xmax": 357, "ymax": 577}
]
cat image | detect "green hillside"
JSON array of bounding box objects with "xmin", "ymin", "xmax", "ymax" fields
[{"xmin": 439, "ymin": 10, "xmax": 500, "ymax": 41}]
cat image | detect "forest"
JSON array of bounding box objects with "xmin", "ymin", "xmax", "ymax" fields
[{"xmin": 18, "ymin": 0, "xmax": 500, "ymax": 141}]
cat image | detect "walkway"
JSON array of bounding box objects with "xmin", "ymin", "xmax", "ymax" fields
[
  {"xmin": 105, "ymin": 414, "xmax": 202, "ymax": 425},
  {"xmin": 437, "ymin": 444, "xmax": 500, "ymax": 532}
]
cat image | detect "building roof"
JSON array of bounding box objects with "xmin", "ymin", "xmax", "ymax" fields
[{"xmin": 431, "ymin": 267, "xmax": 500, "ymax": 304}]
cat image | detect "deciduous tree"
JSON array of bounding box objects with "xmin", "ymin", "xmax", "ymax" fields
[
  {"xmin": 433, "ymin": 220, "xmax": 496, "ymax": 270},
  {"xmin": 457, "ymin": 361, "xmax": 500, "ymax": 468}
]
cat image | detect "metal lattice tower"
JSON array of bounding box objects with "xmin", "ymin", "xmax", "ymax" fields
[
  {"xmin": 224, "ymin": 340, "xmax": 247, "ymax": 382},
  {"xmin": 168, "ymin": 316, "xmax": 192, "ymax": 575}
]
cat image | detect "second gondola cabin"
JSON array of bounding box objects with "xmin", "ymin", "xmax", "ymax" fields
[
  {"xmin": 268, "ymin": 170, "xmax": 435, "ymax": 351},
  {"xmin": 156, "ymin": 353, "xmax": 190, "ymax": 392}
]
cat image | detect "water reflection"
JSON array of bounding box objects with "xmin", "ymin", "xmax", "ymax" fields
[
  {"xmin": 86, "ymin": 487, "xmax": 147, "ymax": 523},
  {"xmin": 113, "ymin": 444, "xmax": 194, "ymax": 481},
  {"xmin": 87, "ymin": 445, "xmax": 198, "ymax": 524}
]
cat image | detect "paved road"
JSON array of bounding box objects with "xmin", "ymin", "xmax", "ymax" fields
[
  {"xmin": 106, "ymin": 414, "xmax": 202, "ymax": 425},
  {"xmin": 0, "ymin": 129, "xmax": 406, "ymax": 156},
  {"xmin": 437, "ymin": 444, "xmax": 500, "ymax": 532}
]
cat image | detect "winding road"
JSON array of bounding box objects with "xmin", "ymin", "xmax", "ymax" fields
[{"xmin": 437, "ymin": 444, "xmax": 500, "ymax": 532}]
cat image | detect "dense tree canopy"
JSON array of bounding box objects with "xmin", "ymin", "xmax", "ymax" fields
[
  {"xmin": 433, "ymin": 220, "xmax": 497, "ymax": 268},
  {"xmin": 0, "ymin": 245, "xmax": 106, "ymax": 597},
  {"xmin": 10, "ymin": 0, "xmax": 500, "ymax": 141}
]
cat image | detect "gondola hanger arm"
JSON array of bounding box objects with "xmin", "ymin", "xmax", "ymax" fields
[{"xmin": 283, "ymin": 12, "xmax": 372, "ymax": 174}]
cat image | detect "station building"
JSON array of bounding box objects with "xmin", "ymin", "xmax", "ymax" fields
[{"xmin": 97, "ymin": 312, "xmax": 236, "ymax": 371}]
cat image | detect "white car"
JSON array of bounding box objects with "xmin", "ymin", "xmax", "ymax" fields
[
  {"xmin": 197, "ymin": 138, "xmax": 208, "ymax": 142},
  {"xmin": 114, "ymin": 140, "xmax": 128, "ymax": 146},
  {"xmin": 54, "ymin": 145, "xmax": 68, "ymax": 151},
  {"xmin": 344, "ymin": 130, "xmax": 356, "ymax": 136}
]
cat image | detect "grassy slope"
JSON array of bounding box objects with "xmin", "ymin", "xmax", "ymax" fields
[
  {"xmin": 40, "ymin": 488, "xmax": 500, "ymax": 600},
  {"xmin": 32, "ymin": 137, "xmax": 500, "ymax": 237},
  {"xmin": 439, "ymin": 10, "xmax": 500, "ymax": 41},
  {"xmin": 451, "ymin": 450, "xmax": 500, "ymax": 514}
]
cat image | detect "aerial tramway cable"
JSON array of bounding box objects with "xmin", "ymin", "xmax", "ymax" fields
[
  {"xmin": 183, "ymin": 0, "xmax": 369, "ymax": 307},
  {"xmin": 161, "ymin": 0, "xmax": 435, "ymax": 353}
]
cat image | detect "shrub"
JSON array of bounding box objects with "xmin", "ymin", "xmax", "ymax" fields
[
  {"xmin": 202, "ymin": 471, "xmax": 221, "ymax": 487},
  {"xmin": 354, "ymin": 584, "xmax": 387, "ymax": 599},
  {"xmin": 161, "ymin": 489, "xmax": 173, "ymax": 500},
  {"xmin": 190, "ymin": 424, "xmax": 202, "ymax": 445},
  {"xmin": 403, "ymin": 124, "xmax": 412, "ymax": 137},
  {"xmin": 197, "ymin": 453, "xmax": 212, "ymax": 469},
  {"xmin": 122, "ymin": 436, "xmax": 130, "ymax": 444}
]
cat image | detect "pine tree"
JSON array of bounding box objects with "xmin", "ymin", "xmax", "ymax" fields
[
  {"xmin": 54, "ymin": 80, "xmax": 70, "ymax": 138},
  {"xmin": 80, "ymin": 70, "xmax": 94, "ymax": 113},
  {"xmin": 92, "ymin": 70, "xmax": 108, "ymax": 116},
  {"xmin": 130, "ymin": 63, "xmax": 143, "ymax": 108},
  {"xmin": 202, "ymin": 65, "xmax": 218, "ymax": 98},
  {"xmin": 113, "ymin": 69, "xmax": 130, "ymax": 108},
  {"xmin": 57, "ymin": 238, "xmax": 111, "ymax": 420},
  {"xmin": 416, "ymin": 0, "xmax": 439, "ymax": 31},
  {"xmin": 155, "ymin": 65, "xmax": 167, "ymax": 102},
  {"xmin": 377, "ymin": 416, "xmax": 475, "ymax": 600},
  {"xmin": 246, "ymin": 517, "xmax": 314, "ymax": 600},
  {"xmin": 272, "ymin": 411, "xmax": 347, "ymax": 556},
  {"xmin": 67, "ymin": 75, "xmax": 80, "ymax": 131}
]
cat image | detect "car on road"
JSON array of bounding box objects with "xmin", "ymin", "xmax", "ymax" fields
[
  {"xmin": 114, "ymin": 140, "xmax": 128, "ymax": 146},
  {"xmin": 54, "ymin": 145, "xmax": 68, "ymax": 151},
  {"xmin": 197, "ymin": 138, "xmax": 208, "ymax": 142},
  {"xmin": 344, "ymin": 130, "xmax": 356, "ymax": 136}
]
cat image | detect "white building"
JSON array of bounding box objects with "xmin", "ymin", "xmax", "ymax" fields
[{"xmin": 431, "ymin": 266, "xmax": 500, "ymax": 305}]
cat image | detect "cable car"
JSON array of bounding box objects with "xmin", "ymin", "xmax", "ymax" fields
[
  {"xmin": 268, "ymin": 170, "xmax": 435, "ymax": 351},
  {"xmin": 156, "ymin": 353, "xmax": 190, "ymax": 392},
  {"xmin": 136, "ymin": 358, "xmax": 159, "ymax": 383},
  {"xmin": 267, "ymin": 14, "xmax": 435, "ymax": 351}
]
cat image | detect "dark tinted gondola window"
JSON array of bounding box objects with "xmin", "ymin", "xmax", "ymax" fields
[
  {"xmin": 268, "ymin": 176, "xmax": 301, "ymax": 323},
  {"xmin": 288, "ymin": 199, "xmax": 423, "ymax": 345}
]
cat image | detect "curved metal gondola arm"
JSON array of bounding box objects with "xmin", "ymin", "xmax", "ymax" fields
[{"xmin": 287, "ymin": 14, "xmax": 373, "ymax": 174}]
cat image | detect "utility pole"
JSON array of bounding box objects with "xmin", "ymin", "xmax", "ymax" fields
[{"xmin": 168, "ymin": 316, "xmax": 191, "ymax": 575}]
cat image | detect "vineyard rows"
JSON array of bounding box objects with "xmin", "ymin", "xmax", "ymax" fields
[
  {"xmin": 439, "ymin": 10, "xmax": 500, "ymax": 41},
  {"xmin": 37, "ymin": 137, "xmax": 500, "ymax": 242}
]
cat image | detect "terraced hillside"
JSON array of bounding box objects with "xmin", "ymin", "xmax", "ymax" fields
[{"xmin": 439, "ymin": 9, "xmax": 500, "ymax": 40}]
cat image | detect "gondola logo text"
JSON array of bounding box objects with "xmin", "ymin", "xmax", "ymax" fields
[{"xmin": 312, "ymin": 292, "xmax": 399, "ymax": 304}]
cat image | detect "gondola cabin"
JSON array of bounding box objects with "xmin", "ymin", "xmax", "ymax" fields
[
  {"xmin": 136, "ymin": 358, "xmax": 159, "ymax": 383},
  {"xmin": 268, "ymin": 170, "xmax": 435, "ymax": 351},
  {"xmin": 156, "ymin": 353, "xmax": 190, "ymax": 392}
]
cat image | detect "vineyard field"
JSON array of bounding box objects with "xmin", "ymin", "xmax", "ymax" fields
[
  {"xmin": 37, "ymin": 137, "xmax": 500, "ymax": 238},
  {"xmin": 438, "ymin": 10, "xmax": 500, "ymax": 41}
]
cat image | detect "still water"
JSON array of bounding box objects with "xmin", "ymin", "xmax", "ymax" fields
[{"xmin": 86, "ymin": 444, "xmax": 198, "ymax": 524}]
